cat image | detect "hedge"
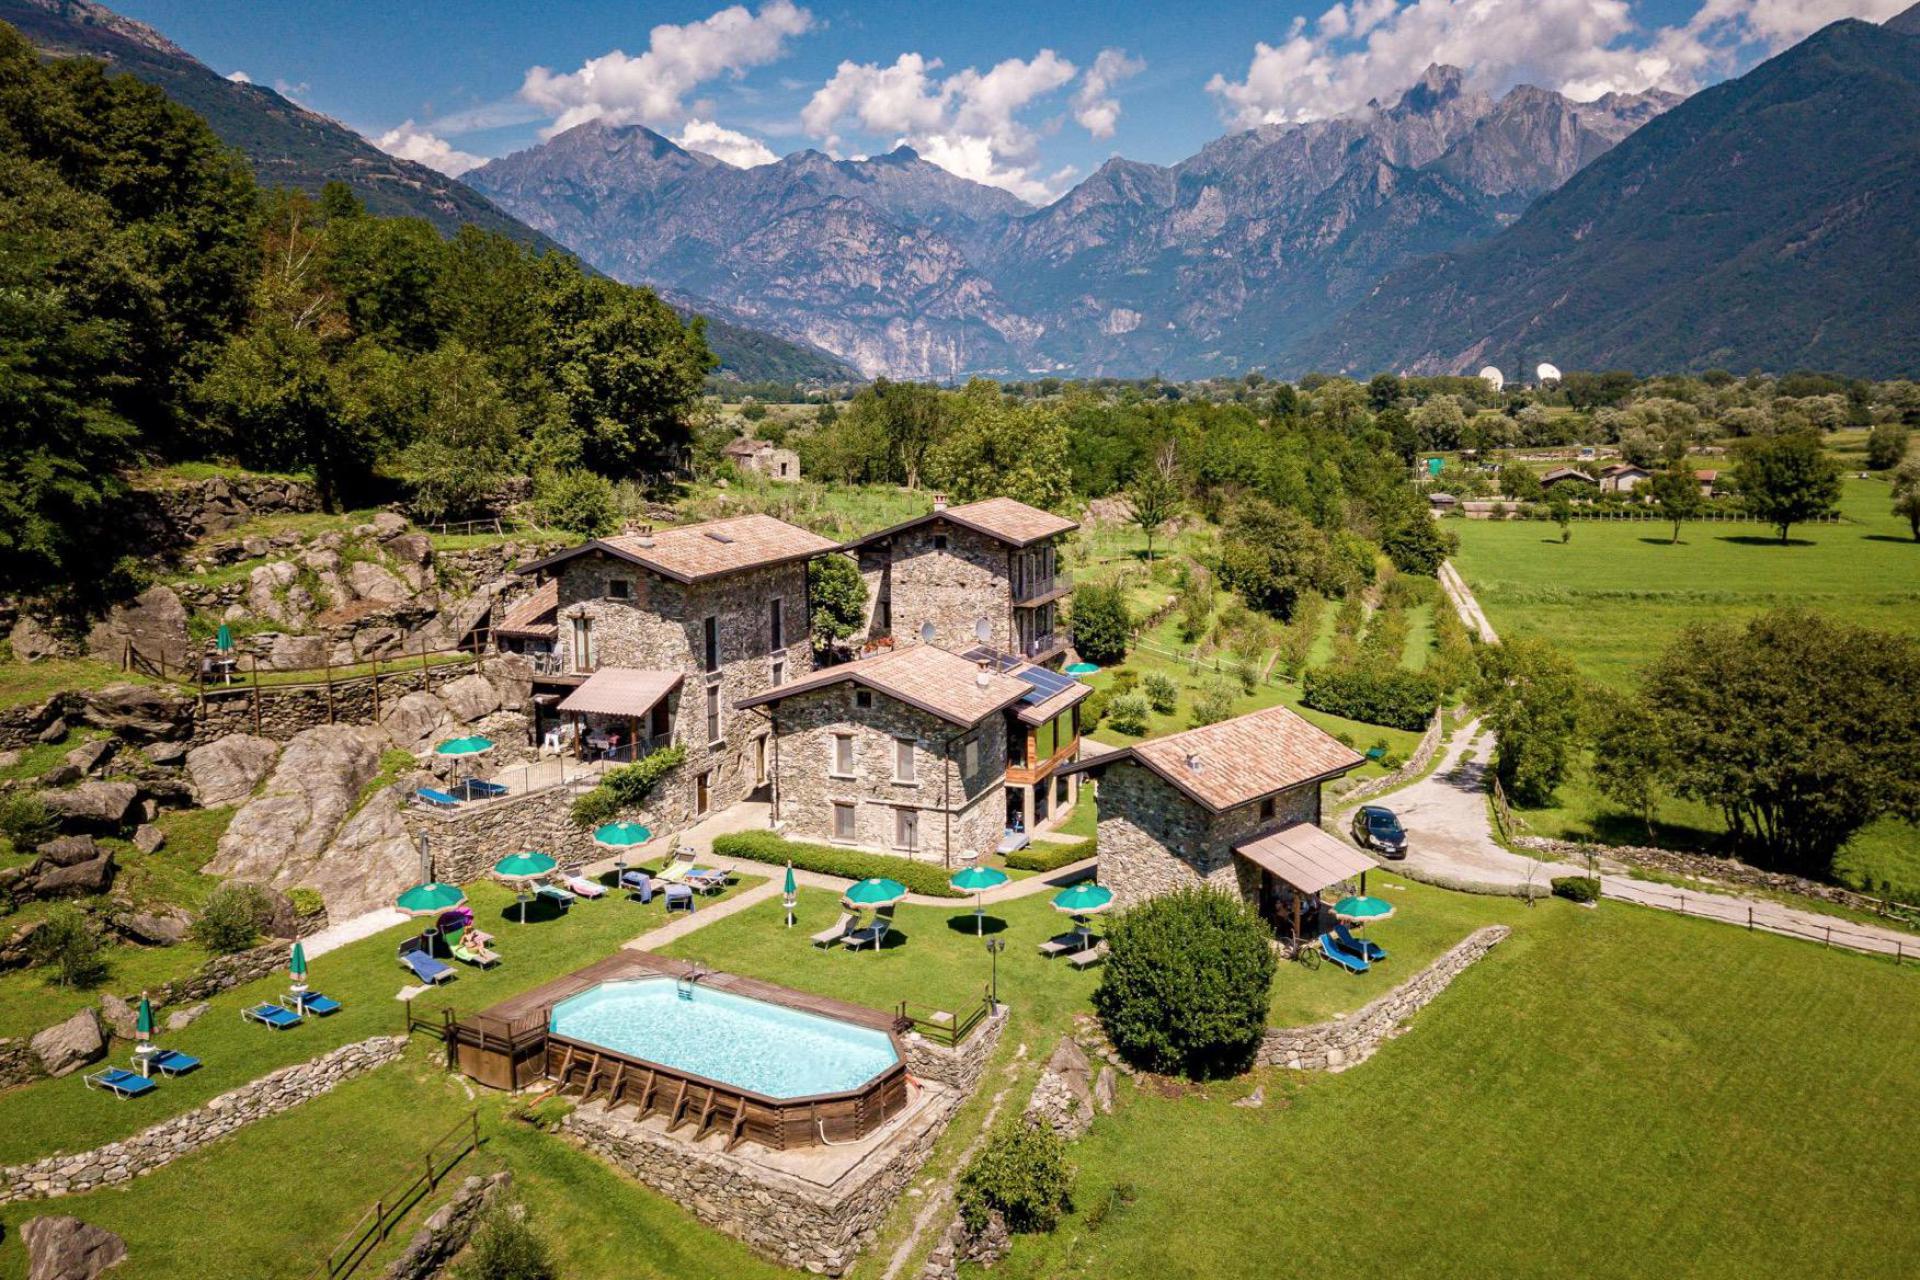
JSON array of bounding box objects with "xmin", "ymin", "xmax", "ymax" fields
[
  {"xmin": 1005, "ymin": 837, "xmax": 1097, "ymax": 873},
  {"xmin": 1551, "ymin": 875, "xmax": 1601, "ymax": 903},
  {"xmin": 710, "ymin": 831, "xmax": 967, "ymax": 897},
  {"xmin": 1300, "ymin": 666, "xmax": 1441, "ymax": 731}
]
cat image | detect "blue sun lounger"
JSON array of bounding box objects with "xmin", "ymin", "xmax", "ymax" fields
[
  {"xmin": 147, "ymin": 1048, "xmax": 202, "ymax": 1076},
  {"xmin": 244, "ymin": 1002, "xmax": 303, "ymax": 1030},
  {"xmin": 1332, "ymin": 921, "xmax": 1386, "ymax": 963},
  {"xmin": 620, "ymin": 870, "xmax": 654, "ymax": 903},
  {"xmin": 1320, "ymin": 931, "xmax": 1372, "ymax": 974},
  {"xmin": 291, "ymin": 991, "xmax": 343, "ymax": 1016},
  {"xmin": 453, "ymin": 778, "xmax": 509, "ymax": 801},
  {"xmin": 84, "ymin": 1066, "xmax": 158, "ymax": 1100},
  {"xmin": 415, "ymin": 788, "xmax": 462, "ymax": 810},
  {"xmin": 399, "ymin": 947, "xmax": 455, "ymax": 985}
]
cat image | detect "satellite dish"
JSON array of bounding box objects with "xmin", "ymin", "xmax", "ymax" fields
[
  {"xmin": 1478, "ymin": 366, "xmax": 1505, "ymax": 393},
  {"xmin": 974, "ymin": 617, "xmax": 992, "ymax": 644},
  {"xmin": 919, "ymin": 620, "xmax": 936, "ymax": 645},
  {"xmin": 1536, "ymin": 362, "xmax": 1562, "ymax": 385}
]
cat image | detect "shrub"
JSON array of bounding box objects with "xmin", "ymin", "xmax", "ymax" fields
[
  {"xmin": 1080, "ymin": 688, "xmax": 1110, "ymax": 731},
  {"xmin": 957, "ymin": 1120, "xmax": 1075, "ymax": 1234},
  {"xmin": 1141, "ymin": 672, "xmax": 1178, "ymax": 715},
  {"xmin": 1093, "ymin": 887, "xmax": 1276, "ymax": 1078},
  {"xmin": 193, "ymin": 881, "xmax": 273, "ymax": 954},
  {"xmin": 1300, "ymin": 666, "xmax": 1442, "ymax": 731},
  {"xmin": 1551, "ymin": 875, "xmax": 1601, "ymax": 904},
  {"xmin": 1188, "ymin": 678, "xmax": 1236, "ymax": 728},
  {"xmin": 28, "ymin": 905, "xmax": 108, "ymax": 988},
  {"xmin": 1069, "ymin": 583, "xmax": 1132, "ymax": 665},
  {"xmin": 454, "ymin": 1204, "xmax": 556, "ymax": 1280},
  {"xmin": 1231, "ymin": 657, "xmax": 1258, "ymax": 695},
  {"xmin": 570, "ymin": 745, "xmax": 687, "ymax": 827},
  {"xmin": 0, "ymin": 793, "xmax": 56, "ymax": 851},
  {"xmin": 288, "ymin": 888, "xmax": 326, "ymax": 918},
  {"xmin": 710, "ymin": 832, "xmax": 967, "ymax": 897},
  {"xmin": 530, "ymin": 469, "xmax": 618, "ymax": 538},
  {"xmin": 1108, "ymin": 667, "xmax": 1140, "ymax": 695},
  {"xmin": 1005, "ymin": 837, "xmax": 1097, "ymax": 873},
  {"xmin": 1106, "ymin": 691, "xmax": 1151, "ymax": 736}
]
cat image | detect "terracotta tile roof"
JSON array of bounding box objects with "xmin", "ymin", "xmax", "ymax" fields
[
  {"xmin": 557, "ymin": 668, "xmax": 683, "ymax": 717},
  {"xmin": 1062, "ymin": 704, "xmax": 1363, "ymax": 812},
  {"xmin": 842, "ymin": 496, "xmax": 1078, "ymax": 551},
  {"xmin": 735, "ymin": 643, "xmax": 1030, "ymax": 727},
  {"xmin": 494, "ymin": 579, "xmax": 558, "ymax": 639},
  {"xmin": 520, "ymin": 514, "xmax": 837, "ymax": 584},
  {"xmin": 1236, "ymin": 823, "xmax": 1376, "ymax": 895}
]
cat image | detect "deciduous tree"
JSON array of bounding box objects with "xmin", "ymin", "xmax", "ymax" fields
[{"xmin": 1734, "ymin": 432, "xmax": 1841, "ymax": 544}]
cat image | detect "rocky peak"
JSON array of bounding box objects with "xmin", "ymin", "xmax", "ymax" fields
[{"xmin": 1395, "ymin": 64, "xmax": 1470, "ymax": 115}]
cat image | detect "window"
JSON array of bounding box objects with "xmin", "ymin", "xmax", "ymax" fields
[
  {"xmin": 771, "ymin": 657, "xmax": 785, "ymax": 687},
  {"xmin": 894, "ymin": 737, "xmax": 917, "ymax": 783},
  {"xmin": 570, "ymin": 616, "xmax": 594, "ymax": 672},
  {"xmin": 877, "ymin": 596, "xmax": 891, "ymax": 630},
  {"xmin": 649, "ymin": 702, "xmax": 670, "ymax": 743},
  {"xmin": 769, "ymin": 598, "xmax": 784, "ymax": 652},
  {"xmin": 607, "ymin": 578, "xmax": 631, "ymax": 600},
  {"xmin": 963, "ymin": 738, "xmax": 979, "ymax": 776},
  {"xmin": 703, "ymin": 616, "xmax": 719, "ymax": 673},
  {"xmin": 1259, "ymin": 797, "xmax": 1275, "ymax": 821},
  {"xmin": 932, "ymin": 533, "xmax": 948, "ymax": 551},
  {"xmin": 855, "ymin": 689, "xmax": 873, "ymax": 709},
  {"xmin": 894, "ymin": 807, "xmax": 919, "ymax": 851},
  {"xmin": 705, "ymin": 684, "xmax": 721, "ymax": 745},
  {"xmin": 833, "ymin": 802, "xmax": 856, "ymax": 841},
  {"xmin": 832, "ymin": 733, "xmax": 855, "ymax": 776}
]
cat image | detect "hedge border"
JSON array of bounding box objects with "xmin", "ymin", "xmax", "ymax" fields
[{"xmin": 711, "ymin": 831, "xmax": 968, "ymax": 897}]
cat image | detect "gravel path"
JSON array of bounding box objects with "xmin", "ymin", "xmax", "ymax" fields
[{"xmin": 1438, "ymin": 559, "xmax": 1499, "ymax": 643}]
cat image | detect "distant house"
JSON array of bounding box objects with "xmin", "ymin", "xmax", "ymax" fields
[
  {"xmin": 723, "ymin": 437, "xmax": 800, "ymax": 482},
  {"xmin": 1694, "ymin": 469, "xmax": 1720, "ymax": 497},
  {"xmin": 1598, "ymin": 463, "xmax": 1651, "ymax": 494},
  {"xmin": 1061, "ymin": 704, "xmax": 1366, "ymax": 938},
  {"xmin": 1539, "ymin": 467, "xmax": 1597, "ymax": 491}
]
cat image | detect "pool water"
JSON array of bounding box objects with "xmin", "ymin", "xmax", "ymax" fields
[{"xmin": 548, "ymin": 978, "xmax": 899, "ymax": 1099}]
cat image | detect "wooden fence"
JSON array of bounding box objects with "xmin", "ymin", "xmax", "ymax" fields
[
  {"xmin": 1607, "ymin": 882, "xmax": 1913, "ymax": 963},
  {"xmin": 309, "ymin": 1109, "xmax": 482, "ymax": 1280},
  {"xmin": 895, "ymin": 986, "xmax": 995, "ymax": 1049}
]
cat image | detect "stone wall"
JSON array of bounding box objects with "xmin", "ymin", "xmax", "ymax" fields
[
  {"xmin": 129, "ymin": 474, "xmax": 320, "ymax": 550},
  {"xmin": 1335, "ymin": 707, "xmax": 1447, "ymax": 808},
  {"xmin": 771, "ymin": 681, "xmax": 1007, "ymax": 862},
  {"xmin": 145, "ymin": 939, "xmax": 289, "ymax": 1010},
  {"xmin": 0, "ymin": 1038, "xmax": 37, "ymax": 1092},
  {"xmin": 0, "ymin": 1036, "xmax": 405, "ymax": 1204},
  {"xmin": 901, "ymin": 1003, "xmax": 1007, "ymax": 1095},
  {"xmin": 188, "ymin": 654, "xmax": 529, "ymax": 746},
  {"xmin": 1512, "ymin": 835, "xmax": 1911, "ymax": 912},
  {"xmin": 1094, "ymin": 759, "xmax": 1318, "ymax": 908},
  {"xmin": 1259, "ymin": 926, "xmax": 1509, "ymax": 1072},
  {"xmin": 381, "ymin": 1171, "xmax": 513, "ymax": 1280},
  {"xmin": 867, "ymin": 522, "xmax": 1016, "ymax": 654}
]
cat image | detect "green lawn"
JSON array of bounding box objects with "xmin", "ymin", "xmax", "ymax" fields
[
  {"xmin": 0, "ymin": 658, "xmax": 148, "ymax": 709},
  {"xmin": 984, "ymin": 900, "xmax": 1920, "ymax": 1280}
]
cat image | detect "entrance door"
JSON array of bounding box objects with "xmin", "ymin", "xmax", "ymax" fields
[
  {"xmin": 754, "ymin": 735, "xmax": 768, "ymax": 787},
  {"xmin": 696, "ymin": 769, "xmax": 712, "ymax": 816}
]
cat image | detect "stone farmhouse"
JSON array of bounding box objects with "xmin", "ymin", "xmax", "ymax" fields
[
  {"xmin": 1062, "ymin": 704, "xmax": 1368, "ymax": 939},
  {"xmin": 1598, "ymin": 463, "xmax": 1651, "ymax": 493},
  {"xmin": 841, "ymin": 497, "xmax": 1077, "ymax": 666},
  {"xmin": 723, "ymin": 437, "xmax": 800, "ymax": 482},
  {"xmin": 509, "ymin": 514, "xmax": 839, "ymax": 819}
]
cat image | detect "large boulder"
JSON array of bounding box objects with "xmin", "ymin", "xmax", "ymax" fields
[
  {"xmin": 245, "ymin": 562, "xmax": 301, "ymax": 627},
  {"xmin": 267, "ymin": 632, "xmax": 328, "ymax": 671},
  {"xmin": 35, "ymin": 836, "xmax": 100, "ymax": 868},
  {"xmin": 20, "ymin": 1215, "xmax": 127, "ymax": 1280},
  {"xmin": 380, "ymin": 690, "xmax": 451, "ymax": 751},
  {"xmin": 371, "ymin": 511, "xmax": 409, "ymax": 539},
  {"xmin": 30, "ymin": 1009, "xmax": 105, "ymax": 1077},
  {"xmin": 84, "ymin": 585, "xmax": 191, "ymax": 671},
  {"xmin": 347, "ymin": 560, "xmax": 411, "ymax": 605},
  {"xmin": 117, "ymin": 905, "xmax": 192, "ymax": 946},
  {"xmin": 185, "ymin": 734, "xmax": 280, "ymax": 806},
  {"xmin": 38, "ymin": 782, "xmax": 140, "ymax": 831},
  {"xmin": 97, "ymin": 993, "xmax": 139, "ymax": 1041},
  {"xmin": 478, "ymin": 652, "xmax": 533, "ymax": 713},
  {"xmin": 64, "ymin": 739, "xmax": 115, "ymax": 775},
  {"xmin": 300, "ymin": 786, "xmax": 419, "ymax": 918},
  {"xmin": 9, "ymin": 615, "xmax": 64, "ymax": 663},
  {"xmin": 436, "ymin": 674, "xmax": 502, "ymax": 725},
  {"xmin": 30, "ymin": 852, "xmax": 116, "ymax": 897},
  {"xmin": 204, "ymin": 725, "xmax": 387, "ymax": 900},
  {"xmin": 77, "ymin": 684, "xmax": 193, "ymax": 741}
]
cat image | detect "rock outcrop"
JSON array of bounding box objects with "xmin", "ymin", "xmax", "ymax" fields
[
  {"xmin": 301, "ymin": 786, "xmax": 418, "ymax": 919},
  {"xmin": 84, "ymin": 586, "xmax": 191, "ymax": 671},
  {"xmin": 29, "ymin": 1010, "xmax": 104, "ymax": 1078},
  {"xmin": 76, "ymin": 685, "xmax": 193, "ymax": 742},
  {"xmin": 37, "ymin": 783, "xmax": 139, "ymax": 832},
  {"xmin": 20, "ymin": 1215, "xmax": 127, "ymax": 1280},
  {"xmin": 184, "ymin": 734, "xmax": 280, "ymax": 806}
]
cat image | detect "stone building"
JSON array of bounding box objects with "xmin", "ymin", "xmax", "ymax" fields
[
  {"xmin": 737, "ymin": 642, "xmax": 1090, "ymax": 862},
  {"xmin": 1061, "ymin": 705, "xmax": 1368, "ymax": 939},
  {"xmin": 841, "ymin": 497, "xmax": 1077, "ymax": 666},
  {"xmin": 514, "ymin": 514, "xmax": 838, "ymax": 818},
  {"xmin": 723, "ymin": 437, "xmax": 801, "ymax": 482}
]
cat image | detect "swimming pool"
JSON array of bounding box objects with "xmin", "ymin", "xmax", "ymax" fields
[{"xmin": 548, "ymin": 978, "xmax": 900, "ymax": 1100}]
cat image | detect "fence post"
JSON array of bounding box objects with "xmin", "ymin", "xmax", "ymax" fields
[
  {"xmin": 250, "ymin": 658, "xmax": 263, "ymax": 735},
  {"xmin": 371, "ymin": 654, "xmax": 380, "ymax": 721},
  {"xmin": 1747, "ymin": 906, "xmax": 1753, "ymax": 931}
]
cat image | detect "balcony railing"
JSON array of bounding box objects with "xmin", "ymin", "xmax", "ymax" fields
[
  {"xmin": 527, "ymin": 651, "xmax": 566, "ymax": 676},
  {"xmin": 1021, "ymin": 632, "xmax": 1066, "ymax": 660},
  {"xmin": 1012, "ymin": 569, "xmax": 1072, "ymax": 606}
]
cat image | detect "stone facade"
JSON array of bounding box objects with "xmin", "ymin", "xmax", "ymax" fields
[
  {"xmin": 858, "ymin": 521, "xmax": 1065, "ymax": 661},
  {"xmin": 725, "ymin": 440, "xmax": 801, "ymax": 481},
  {"xmin": 769, "ymin": 683, "xmax": 1007, "ymax": 863},
  {"xmin": 552, "ymin": 556, "xmax": 811, "ymax": 817},
  {"xmin": 0, "ymin": 1036, "xmax": 405, "ymax": 1204},
  {"xmin": 1093, "ymin": 759, "xmax": 1319, "ymax": 908},
  {"xmin": 1259, "ymin": 926, "xmax": 1509, "ymax": 1071}
]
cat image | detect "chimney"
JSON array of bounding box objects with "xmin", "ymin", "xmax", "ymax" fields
[
  {"xmin": 976, "ymin": 660, "xmax": 992, "ymax": 689},
  {"xmin": 932, "ymin": 492, "xmax": 948, "ymax": 511},
  {"xmin": 1185, "ymin": 753, "xmax": 1203, "ymax": 772}
]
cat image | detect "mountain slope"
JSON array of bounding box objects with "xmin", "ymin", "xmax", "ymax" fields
[{"xmin": 1297, "ymin": 18, "xmax": 1920, "ymax": 378}]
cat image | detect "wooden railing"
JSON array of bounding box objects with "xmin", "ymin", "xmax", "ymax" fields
[
  {"xmin": 895, "ymin": 986, "xmax": 995, "ymax": 1048},
  {"xmin": 309, "ymin": 1109, "xmax": 481, "ymax": 1280}
]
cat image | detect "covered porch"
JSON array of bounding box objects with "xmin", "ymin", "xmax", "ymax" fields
[
  {"xmin": 553, "ymin": 667, "xmax": 682, "ymax": 763},
  {"xmin": 1234, "ymin": 823, "xmax": 1378, "ymax": 944}
]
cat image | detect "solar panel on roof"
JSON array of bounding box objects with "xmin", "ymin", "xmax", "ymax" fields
[{"xmin": 1014, "ymin": 667, "xmax": 1077, "ymax": 704}]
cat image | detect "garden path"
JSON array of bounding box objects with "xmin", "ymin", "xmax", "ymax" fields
[{"xmin": 1437, "ymin": 559, "xmax": 1499, "ymax": 643}]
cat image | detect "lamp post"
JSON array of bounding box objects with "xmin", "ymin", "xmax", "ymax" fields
[{"xmin": 985, "ymin": 937, "xmax": 1006, "ymax": 1007}]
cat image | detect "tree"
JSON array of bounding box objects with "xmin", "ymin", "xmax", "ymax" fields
[
  {"xmin": 850, "ymin": 378, "xmax": 948, "ymax": 490},
  {"xmin": 928, "ymin": 391, "xmax": 1071, "ymax": 508},
  {"xmin": 1411, "ymin": 396, "xmax": 1466, "ymax": 452},
  {"xmin": 1472, "ymin": 637, "xmax": 1585, "ymax": 806},
  {"xmin": 1497, "ymin": 464, "xmax": 1543, "ymax": 502},
  {"xmin": 1639, "ymin": 610, "xmax": 1920, "ymax": 876},
  {"xmin": 1734, "ymin": 432, "xmax": 1841, "ymax": 543},
  {"xmin": 1216, "ymin": 500, "xmax": 1326, "ymax": 620},
  {"xmin": 1548, "ymin": 491, "xmax": 1573, "ymax": 543},
  {"xmin": 1892, "ymin": 462, "xmax": 1920, "ymax": 542},
  {"xmin": 392, "ymin": 343, "xmax": 519, "ymax": 522},
  {"xmin": 1068, "ymin": 583, "xmax": 1131, "ymax": 665},
  {"xmin": 1649, "ymin": 463, "xmax": 1703, "ymax": 544},
  {"xmin": 1866, "ymin": 422, "xmax": 1911, "ymax": 471},
  {"xmin": 807, "ymin": 554, "xmax": 867, "ymax": 652},
  {"xmin": 1380, "ymin": 514, "xmax": 1455, "ymax": 576},
  {"xmin": 530, "ymin": 468, "xmax": 616, "ymax": 537},
  {"xmin": 1127, "ymin": 441, "xmax": 1184, "ymax": 562},
  {"xmin": 1591, "ymin": 698, "xmax": 1669, "ymax": 841}
]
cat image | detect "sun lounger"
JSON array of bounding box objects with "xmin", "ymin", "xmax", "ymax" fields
[
  {"xmin": 1332, "ymin": 922, "xmax": 1386, "ymax": 962},
  {"xmin": 536, "ymin": 884, "xmax": 576, "ymax": 909},
  {"xmin": 812, "ymin": 912, "xmax": 855, "ymax": 948},
  {"xmin": 244, "ymin": 1002, "xmax": 303, "ymax": 1030},
  {"xmin": 560, "ymin": 872, "xmax": 606, "ymax": 899},
  {"xmin": 843, "ymin": 909, "xmax": 893, "ymax": 953},
  {"xmin": 1319, "ymin": 931, "xmax": 1371, "ymax": 974},
  {"xmin": 450, "ymin": 937, "xmax": 499, "ymax": 967},
  {"xmin": 147, "ymin": 1048, "xmax": 202, "ymax": 1075},
  {"xmin": 85, "ymin": 1066, "xmax": 157, "ymax": 1099},
  {"xmin": 620, "ymin": 870, "xmax": 654, "ymax": 903},
  {"xmin": 1037, "ymin": 931, "xmax": 1085, "ymax": 960},
  {"xmin": 655, "ymin": 854, "xmax": 694, "ymax": 885},
  {"xmin": 415, "ymin": 787, "xmax": 461, "ymax": 810},
  {"xmin": 399, "ymin": 947, "xmax": 455, "ymax": 985},
  {"xmin": 453, "ymin": 778, "xmax": 509, "ymax": 800},
  {"xmin": 291, "ymin": 991, "xmax": 342, "ymax": 1016},
  {"xmin": 997, "ymin": 829, "xmax": 1031, "ymax": 854},
  {"xmin": 664, "ymin": 884, "xmax": 695, "ymax": 914},
  {"xmin": 1068, "ymin": 940, "xmax": 1109, "ymax": 970},
  {"xmin": 686, "ymin": 867, "xmax": 728, "ymax": 894}
]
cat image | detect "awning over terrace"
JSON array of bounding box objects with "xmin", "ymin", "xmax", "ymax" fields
[
  {"xmin": 556, "ymin": 668, "xmax": 683, "ymax": 718},
  {"xmin": 1234, "ymin": 822, "xmax": 1375, "ymax": 896}
]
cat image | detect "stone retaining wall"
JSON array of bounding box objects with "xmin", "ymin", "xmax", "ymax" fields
[
  {"xmin": 145, "ymin": 939, "xmax": 289, "ymax": 1009},
  {"xmin": 1514, "ymin": 836, "xmax": 1911, "ymax": 913},
  {"xmin": 1336, "ymin": 707, "xmax": 1447, "ymax": 807},
  {"xmin": 0, "ymin": 1039, "xmax": 37, "ymax": 1091},
  {"xmin": 901, "ymin": 1003, "xmax": 1007, "ymax": 1095},
  {"xmin": 189, "ymin": 661, "xmax": 491, "ymax": 745},
  {"xmin": 381, "ymin": 1170, "xmax": 513, "ymax": 1280},
  {"xmin": 1260, "ymin": 926, "xmax": 1509, "ymax": 1072},
  {"xmin": 0, "ymin": 1036, "xmax": 405, "ymax": 1204}
]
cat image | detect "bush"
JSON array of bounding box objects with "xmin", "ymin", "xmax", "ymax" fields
[
  {"xmin": 1231, "ymin": 657, "xmax": 1258, "ymax": 695},
  {"xmin": 28, "ymin": 905, "xmax": 108, "ymax": 988},
  {"xmin": 1188, "ymin": 678, "xmax": 1236, "ymax": 728},
  {"xmin": 1551, "ymin": 875, "xmax": 1601, "ymax": 904},
  {"xmin": 288, "ymin": 887, "xmax": 326, "ymax": 918},
  {"xmin": 1106, "ymin": 691, "xmax": 1151, "ymax": 736},
  {"xmin": 1093, "ymin": 887, "xmax": 1276, "ymax": 1078},
  {"xmin": 1069, "ymin": 583, "xmax": 1132, "ymax": 665},
  {"xmin": 711, "ymin": 831, "xmax": 967, "ymax": 897},
  {"xmin": 454, "ymin": 1204, "xmax": 556, "ymax": 1280},
  {"xmin": 1141, "ymin": 672, "xmax": 1178, "ymax": 715},
  {"xmin": 530, "ymin": 468, "xmax": 618, "ymax": 538},
  {"xmin": 1005, "ymin": 837, "xmax": 1097, "ymax": 873},
  {"xmin": 1301, "ymin": 666, "xmax": 1441, "ymax": 731},
  {"xmin": 192, "ymin": 881, "xmax": 273, "ymax": 954},
  {"xmin": 1109, "ymin": 667, "xmax": 1140, "ymax": 695},
  {"xmin": 958, "ymin": 1120, "xmax": 1075, "ymax": 1234},
  {"xmin": 1080, "ymin": 688, "xmax": 1110, "ymax": 732},
  {"xmin": 570, "ymin": 745, "xmax": 687, "ymax": 827},
  {"xmin": 0, "ymin": 793, "xmax": 56, "ymax": 851}
]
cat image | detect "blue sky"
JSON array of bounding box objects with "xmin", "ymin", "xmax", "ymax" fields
[{"xmin": 116, "ymin": 0, "xmax": 1904, "ymax": 202}]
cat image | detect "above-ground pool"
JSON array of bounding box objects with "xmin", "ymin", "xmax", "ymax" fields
[
  {"xmin": 1065, "ymin": 662, "xmax": 1099, "ymax": 676},
  {"xmin": 549, "ymin": 977, "xmax": 900, "ymax": 1100}
]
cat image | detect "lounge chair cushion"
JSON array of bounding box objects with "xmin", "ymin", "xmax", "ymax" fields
[
  {"xmin": 415, "ymin": 788, "xmax": 461, "ymax": 809},
  {"xmin": 402, "ymin": 951, "xmax": 455, "ymax": 984},
  {"xmin": 149, "ymin": 1049, "xmax": 202, "ymax": 1074},
  {"xmin": 296, "ymin": 993, "xmax": 343, "ymax": 1016},
  {"xmin": 563, "ymin": 875, "xmax": 606, "ymax": 898},
  {"xmin": 244, "ymin": 1003, "xmax": 303, "ymax": 1029},
  {"xmin": 811, "ymin": 913, "xmax": 855, "ymax": 946},
  {"xmin": 88, "ymin": 1067, "xmax": 157, "ymax": 1097}
]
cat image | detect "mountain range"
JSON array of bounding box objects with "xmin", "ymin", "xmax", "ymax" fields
[
  {"xmin": 467, "ymin": 69, "xmax": 1678, "ymax": 379},
  {"xmin": 0, "ymin": 0, "xmax": 856, "ymax": 384}
]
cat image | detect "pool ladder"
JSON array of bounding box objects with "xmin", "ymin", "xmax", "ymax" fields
[{"xmin": 676, "ymin": 962, "xmax": 710, "ymax": 999}]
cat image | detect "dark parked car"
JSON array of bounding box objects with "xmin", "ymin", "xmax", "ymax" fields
[{"xmin": 1351, "ymin": 805, "xmax": 1407, "ymax": 859}]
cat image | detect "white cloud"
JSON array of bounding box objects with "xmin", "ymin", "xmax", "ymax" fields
[
  {"xmin": 675, "ymin": 118, "xmax": 781, "ymax": 166},
  {"xmin": 226, "ymin": 70, "xmax": 251, "ymax": 85},
  {"xmin": 374, "ymin": 120, "xmax": 486, "ymax": 177},
  {"xmin": 801, "ymin": 49, "xmax": 1079, "ymax": 202},
  {"xmin": 1207, "ymin": 0, "xmax": 1908, "ymax": 127},
  {"xmin": 520, "ymin": 0, "xmax": 814, "ymax": 136},
  {"xmin": 1073, "ymin": 48, "xmax": 1144, "ymax": 139}
]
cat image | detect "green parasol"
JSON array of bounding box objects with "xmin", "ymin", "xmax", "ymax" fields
[
  {"xmin": 1052, "ymin": 881, "xmax": 1115, "ymax": 949},
  {"xmin": 782, "ymin": 861, "xmax": 797, "ymax": 928},
  {"xmin": 215, "ymin": 624, "xmax": 233, "ymax": 653},
  {"xmin": 1333, "ymin": 895, "xmax": 1394, "ymax": 923},
  {"xmin": 434, "ymin": 736, "xmax": 495, "ymax": 758},
  {"xmin": 397, "ymin": 881, "xmax": 466, "ymax": 916},
  {"xmin": 843, "ymin": 877, "xmax": 907, "ymax": 908},
  {"xmin": 593, "ymin": 821, "xmax": 652, "ymax": 850},
  {"xmin": 495, "ymin": 851, "xmax": 559, "ymax": 923},
  {"xmin": 951, "ymin": 865, "xmax": 1010, "ymax": 936},
  {"xmin": 289, "ymin": 940, "xmax": 308, "ymax": 991},
  {"xmin": 135, "ymin": 993, "xmax": 155, "ymax": 1039}
]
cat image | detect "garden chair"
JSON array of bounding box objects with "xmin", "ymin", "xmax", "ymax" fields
[
  {"xmin": 414, "ymin": 788, "xmax": 461, "ymax": 810},
  {"xmin": 1319, "ymin": 931, "xmax": 1371, "ymax": 974},
  {"xmin": 1037, "ymin": 931, "xmax": 1083, "ymax": 960},
  {"xmin": 1068, "ymin": 940, "xmax": 1109, "ymax": 970},
  {"xmin": 147, "ymin": 1048, "xmax": 202, "ymax": 1075},
  {"xmin": 620, "ymin": 870, "xmax": 654, "ymax": 903},
  {"xmin": 1332, "ymin": 921, "xmax": 1386, "ymax": 962},
  {"xmin": 812, "ymin": 912, "xmax": 855, "ymax": 948},
  {"xmin": 559, "ymin": 871, "xmax": 606, "ymax": 899},
  {"xmin": 398, "ymin": 940, "xmax": 455, "ymax": 985},
  {"xmin": 536, "ymin": 884, "xmax": 576, "ymax": 911},
  {"xmin": 290, "ymin": 991, "xmax": 342, "ymax": 1016},
  {"xmin": 664, "ymin": 884, "xmax": 696, "ymax": 915}
]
